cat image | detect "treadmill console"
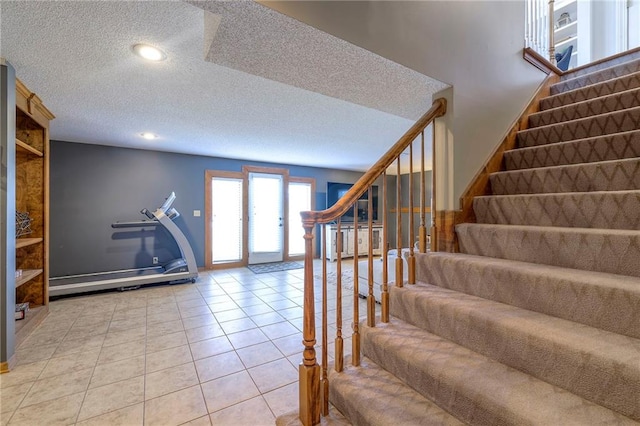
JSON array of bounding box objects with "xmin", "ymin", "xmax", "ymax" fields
[
  {"xmin": 138, "ymin": 192, "xmax": 178, "ymax": 220},
  {"xmin": 159, "ymin": 192, "xmax": 176, "ymax": 213}
]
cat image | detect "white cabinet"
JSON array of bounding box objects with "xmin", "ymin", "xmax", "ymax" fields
[
  {"xmin": 325, "ymin": 224, "xmax": 383, "ymax": 261},
  {"xmin": 325, "ymin": 226, "xmax": 348, "ymax": 261},
  {"xmin": 347, "ymin": 229, "xmax": 366, "ymax": 254}
]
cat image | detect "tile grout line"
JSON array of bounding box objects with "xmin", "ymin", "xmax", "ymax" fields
[{"xmin": 3, "ymin": 264, "xmax": 349, "ymax": 425}]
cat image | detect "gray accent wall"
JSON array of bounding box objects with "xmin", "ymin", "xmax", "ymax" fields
[{"xmin": 50, "ymin": 141, "xmax": 379, "ymax": 277}]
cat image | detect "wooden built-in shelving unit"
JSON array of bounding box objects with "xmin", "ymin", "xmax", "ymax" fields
[
  {"xmin": 15, "ymin": 138, "xmax": 44, "ymax": 157},
  {"xmin": 16, "ymin": 269, "xmax": 44, "ymax": 288},
  {"xmin": 16, "ymin": 237, "xmax": 43, "ymax": 249},
  {"xmin": 13, "ymin": 78, "xmax": 54, "ymax": 350}
]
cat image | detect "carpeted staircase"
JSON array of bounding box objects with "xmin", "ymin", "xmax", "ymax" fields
[{"xmin": 328, "ymin": 51, "xmax": 640, "ymax": 424}]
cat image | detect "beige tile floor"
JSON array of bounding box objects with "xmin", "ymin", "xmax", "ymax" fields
[{"xmin": 1, "ymin": 261, "xmax": 372, "ymax": 425}]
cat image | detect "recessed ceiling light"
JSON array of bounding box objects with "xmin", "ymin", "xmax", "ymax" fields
[
  {"xmin": 132, "ymin": 44, "xmax": 166, "ymax": 61},
  {"xmin": 140, "ymin": 132, "xmax": 157, "ymax": 140}
]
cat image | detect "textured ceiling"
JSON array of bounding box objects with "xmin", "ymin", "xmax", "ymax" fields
[
  {"xmin": 193, "ymin": 0, "xmax": 447, "ymax": 121},
  {"xmin": 0, "ymin": 1, "xmax": 448, "ymax": 172}
]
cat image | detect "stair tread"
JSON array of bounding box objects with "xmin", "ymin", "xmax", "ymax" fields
[
  {"xmin": 489, "ymin": 156, "xmax": 640, "ymax": 195},
  {"xmin": 475, "ymin": 188, "xmax": 640, "ymax": 199},
  {"xmin": 505, "ymin": 129, "xmax": 640, "ymax": 170},
  {"xmin": 456, "ymin": 223, "xmax": 640, "ymax": 278},
  {"xmin": 415, "ymin": 252, "xmax": 640, "ymax": 339},
  {"xmin": 529, "ymin": 86, "xmax": 640, "ymax": 128},
  {"xmin": 539, "ymin": 85, "xmax": 640, "ymax": 114},
  {"xmin": 392, "ymin": 275, "xmax": 640, "ymax": 419},
  {"xmin": 507, "ymin": 128, "xmax": 640, "ymax": 154},
  {"xmin": 416, "ymin": 250, "xmax": 640, "ymax": 286},
  {"xmin": 419, "ymin": 251, "xmax": 640, "ymax": 291},
  {"xmin": 492, "ymin": 155, "xmax": 640, "ymax": 176},
  {"xmin": 473, "ymin": 189, "xmax": 640, "ymax": 229},
  {"xmin": 552, "ymin": 57, "xmax": 640, "ymax": 94},
  {"xmin": 516, "ymin": 106, "xmax": 640, "ymax": 148},
  {"xmin": 517, "ymin": 105, "xmax": 640, "ymax": 136},
  {"xmin": 457, "ymin": 222, "xmax": 640, "ymax": 235},
  {"xmin": 557, "ymin": 58, "xmax": 640, "ymax": 84},
  {"xmin": 329, "ymin": 356, "xmax": 464, "ymax": 426},
  {"xmin": 362, "ymin": 318, "xmax": 637, "ymax": 425},
  {"xmin": 392, "ymin": 281, "xmax": 640, "ymax": 364},
  {"xmin": 541, "ymin": 70, "xmax": 640, "ymax": 111}
]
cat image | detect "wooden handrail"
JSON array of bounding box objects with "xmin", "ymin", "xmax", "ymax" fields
[
  {"xmin": 523, "ymin": 47, "xmax": 564, "ymax": 75},
  {"xmin": 300, "ymin": 98, "xmax": 447, "ymax": 225}
]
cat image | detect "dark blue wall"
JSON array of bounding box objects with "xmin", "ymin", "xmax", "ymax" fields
[{"xmin": 49, "ymin": 141, "xmax": 375, "ymax": 277}]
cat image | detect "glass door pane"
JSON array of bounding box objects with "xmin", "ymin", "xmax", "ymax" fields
[
  {"xmin": 248, "ymin": 172, "xmax": 284, "ymax": 264},
  {"xmin": 288, "ymin": 182, "xmax": 311, "ymax": 256},
  {"xmin": 211, "ymin": 177, "xmax": 243, "ymax": 263}
]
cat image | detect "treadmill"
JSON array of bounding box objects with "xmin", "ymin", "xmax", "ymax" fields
[{"xmin": 49, "ymin": 192, "xmax": 198, "ymax": 296}]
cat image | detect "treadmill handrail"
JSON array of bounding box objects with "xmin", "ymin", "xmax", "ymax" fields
[
  {"xmin": 111, "ymin": 220, "xmax": 160, "ymax": 228},
  {"xmin": 151, "ymin": 207, "xmax": 198, "ymax": 276},
  {"xmin": 159, "ymin": 191, "xmax": 176, "ymax": 213}
]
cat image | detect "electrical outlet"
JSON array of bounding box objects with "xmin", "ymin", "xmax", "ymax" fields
[{"xmin": 152, "ymin": 257, "xmax": 159, "ymax": 265}]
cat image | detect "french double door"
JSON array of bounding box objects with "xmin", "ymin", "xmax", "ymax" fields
[{"xmin": 205, "ymin": 166, "xmax": 314, "ymax": 269}]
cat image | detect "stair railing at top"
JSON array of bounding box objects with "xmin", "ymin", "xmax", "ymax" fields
[
  {"xmin": 525, "ymin": 0, "xmax": 556, "ymax": 65},
  {"xmin": 297, "ymin": 98, "xmax": 447, "ymax": 426}
]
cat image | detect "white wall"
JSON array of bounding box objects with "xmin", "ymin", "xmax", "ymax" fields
[
  {"xmin": 628, "ymin": 0, "xmax": 640, "ymax": 48},
  {"xmin": 590, "ymin": 0, "xmax": 624, "ymax": 59},
  {"xmin": 262, "ymin": 0, "xmax": 546, "ymax": 209}
]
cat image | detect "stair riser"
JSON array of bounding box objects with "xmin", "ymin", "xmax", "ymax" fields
[
  {"xmin": 389, "ymin": 286, "xmax": 640, "ymax": 421},
  {"xmin": 505, "ymin": 131, "xmax": 640, "ymax": 170},
  {"xmin": 328, "ymin": 359, "xmax": 465, "ymax": 426},
  {"xmin": 415, "ymin": 253, "xmax": 640, "ymax": 339},
  {"xmin": 456, "ymin": 223, "xmax": 640, "ymax": 277},
  {"xmin": 559, "ymin": 51, "xmax": 640, "ymax": 81},
  {"xmin": 490, "ymin": 159, "xmax": 640, "ymax": 195},
  {"xmin": 517, "ymin": 107, "xmax": 640, "ymax": 148},
  {"xmin": 541, "ymin": 72, "xmax": 640, "ymax": 111},
  {"xmin": 370, "ymin": 300, "xmax": 637, "ymax": 424},
  {"xmin": 552, "ymin": 59, "xmax": 640, "ymax": 94},
  {"xmin": 473, "ymin": 192, "xmax": 640, "ymax": 230},
  {"xmin": 361, "ymin": 327, "xmax": 527, "ymax": 426},
  {"xmin": 529, "ymin": 89, "xmax": 640, "ymax": 128}
]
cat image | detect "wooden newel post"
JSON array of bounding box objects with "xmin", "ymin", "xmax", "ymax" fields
[{"xmin": 299, "ymin": 218, "xmax": 320, "ymax": 426}]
